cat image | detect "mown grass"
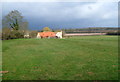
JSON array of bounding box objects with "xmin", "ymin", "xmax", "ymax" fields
[{"xmin": 2, "ymin": 35, "xmax": 118, "ymax": 80}]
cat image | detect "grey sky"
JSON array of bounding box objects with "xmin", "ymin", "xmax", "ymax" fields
[{"xmin": 2, "ymin": 2, "xmax": 118, "ymax": 30}]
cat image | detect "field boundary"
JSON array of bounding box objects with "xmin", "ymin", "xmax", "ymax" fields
[{"xmin": 65, "ymin": 33, "xmax": 106, "ymax": 36}]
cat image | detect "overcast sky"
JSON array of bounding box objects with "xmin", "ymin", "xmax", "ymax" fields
[{"xmin": 2, "ymin": 2, "xmax": 118, "ymax": 30}]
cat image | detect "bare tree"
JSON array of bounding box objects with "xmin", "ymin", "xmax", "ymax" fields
[{"xmin": 2, "ymin": 10, "xmax": 23, "ymax": 30}]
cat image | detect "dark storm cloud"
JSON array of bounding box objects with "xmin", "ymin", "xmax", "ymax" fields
[{"xmin": 2, "ymin": 2, "xmax": 118, "ymax": 30}]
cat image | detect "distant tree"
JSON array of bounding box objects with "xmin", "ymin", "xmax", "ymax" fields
[
  {"xmin": 2, "ymin": 10, "xmax": 30, "ymax": 40},
  {"xmin": 42, "ymin": 27, "xmax": 52, "ymax": 32},
  {"xmin": 29, "ymin": 31, "xmax": 38, "ymax": 38},
  {"xmin": 2, "ymin": 10, "xmax": 23, "ymax": 30}
]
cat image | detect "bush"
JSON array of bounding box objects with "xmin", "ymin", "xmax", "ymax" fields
[
  {"xmin": 2, "ymin": 27, "xmax": 24, "ymax": 40},
  {"xmin": 2, "ymin": 27, "xmax": 11, "ymax": 40},
  {"xmin": 62, "ymin": 30, "xmax": 66, "ymax": 37},
  {"xmin": 10, "ymin": 30, "xmax": 24, "ymax": 39},
  {"xmin": 106, "ymin": 31, "xmax": 120, "ymax": 35},
  {"xmin": 29, "ymin": 31, "xmax": 38, "ymax": 38}
]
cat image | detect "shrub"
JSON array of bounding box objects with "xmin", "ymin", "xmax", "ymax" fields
[
  {"xmin": 106, "ymin": 31, "xmax": 120, "ymax": 35},
  {"xmin": 29, "ymin": 31, "xmax": 38, "ymax": 38},
  {"xmin": 10, "ymin": 30, "xmax": 24, "ymax": 39},
  {"xmin": 62, "ymin": 30, "xmax": 66, "ymax": 37},
  {"xmin": 2, "ymin": 27, "xmax": 24, "ymax": 40},
  {"xmin": 2, "ymin": 27, "xmax": 11, "ymax": 40}
]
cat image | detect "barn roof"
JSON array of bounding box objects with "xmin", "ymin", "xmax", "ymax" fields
[{"xmin": 38, "ymin": 32, "xmax": 56, "ymax": 37}]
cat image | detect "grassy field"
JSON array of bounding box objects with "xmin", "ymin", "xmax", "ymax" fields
[{"xmin": 2, "ymin": 35, "xmax": 118, "ymax": 80}]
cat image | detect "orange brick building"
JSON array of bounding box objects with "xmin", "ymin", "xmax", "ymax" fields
[{"xmin": 37, "ymin": 32, "xmax": 56, "ymax": 38}]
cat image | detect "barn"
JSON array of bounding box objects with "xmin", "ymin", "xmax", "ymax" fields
[{"xmin": 37, "ymin": 31, "xmax": 62, "ymax": 38}]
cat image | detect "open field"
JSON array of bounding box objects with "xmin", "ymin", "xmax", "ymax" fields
[{"xmin": 2, "ymin": 35, "xmax": 118, "ymax": 80}]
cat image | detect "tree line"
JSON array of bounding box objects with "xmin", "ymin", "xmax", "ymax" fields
[{"xmin": 1, "ymin": 10, "xmax": 119, "ymax": 40}]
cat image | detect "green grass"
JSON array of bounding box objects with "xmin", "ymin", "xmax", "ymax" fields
[{"xmin": 2, "ymin": 35, "xmax": 118, "ymax": 80}]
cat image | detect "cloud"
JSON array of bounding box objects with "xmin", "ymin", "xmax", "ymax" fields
[
  {"xmin": 1, "ymin": 0, "xmax": 119, "ymax": 2},
  {"xmin": 23, "ymin": 2, "xmax": 117, "ymax": 22},
  {"xmin": 2, "ymin": 2, "xmax": 118, "ymax": 29}
]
